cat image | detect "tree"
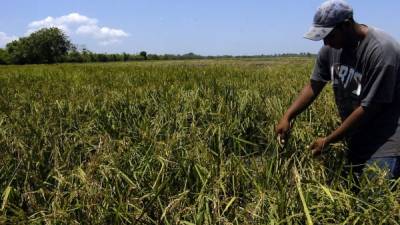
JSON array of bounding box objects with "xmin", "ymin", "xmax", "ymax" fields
[
  {"xmin": 6, "ymin": 27, "xmax": 73, "ymax": 64},
  {"xmin": 140, "ymin": 51, "xmax": 147, "ymax": 60},
  {"xmin": 5, "ymin": 39, "xmax": 28, "ymax": 64},
  {"xmin": 0, "ymin": 48, "xmax": 11, "ymax": 64},
  {"xmin": 122, "ymin": 52, "xmax": 130, "ymax": 61},
  {"xmin": 66, "ymin": 49, "xmax": 83, "ymax": 63},
  {"xmin": 81, "ymin": 48, "xmax": 93, "ymax": 62}
]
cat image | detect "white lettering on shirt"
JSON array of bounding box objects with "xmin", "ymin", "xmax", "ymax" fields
[{"xmin": 333, "ymin": 65, "xmax": 363, "ymax": 95}]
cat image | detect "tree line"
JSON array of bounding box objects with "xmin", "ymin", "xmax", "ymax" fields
[{"xmin": 0, "ymin": 28, "xmax": 315, "ymax": 65}]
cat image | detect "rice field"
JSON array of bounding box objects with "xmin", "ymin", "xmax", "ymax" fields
[{"xmin": 0, "ymin": 58, "xmax": 399, "ymax": 224}]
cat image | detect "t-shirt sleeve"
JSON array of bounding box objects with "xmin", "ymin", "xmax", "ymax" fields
[
  {"xmin": 311, "ymin": 46, "xmax": 331, "ymax": 82},
  {"xmin": 360, "ymin": 48, "xmax": 397, "ymax": 107}
]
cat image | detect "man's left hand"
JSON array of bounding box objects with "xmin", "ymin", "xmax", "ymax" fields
[{"xmin": 310, "ymin": 137, "xmax": 328, "ymax": 156}]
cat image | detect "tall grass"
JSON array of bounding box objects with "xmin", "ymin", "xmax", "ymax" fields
[{"xmin": 0, "ymin": 58, "xmax": 399, "ymax": 224}]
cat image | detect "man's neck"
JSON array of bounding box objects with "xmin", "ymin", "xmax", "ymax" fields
[
  {"xmin": 354, "ymin": 24, "xmax": 369, "ymax": 40},
  {"xmin": 346, "ymin": 24, "xmax": 368, "ymax": 50}
]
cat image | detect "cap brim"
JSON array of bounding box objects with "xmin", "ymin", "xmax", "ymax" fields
[{"xmin": 304, "ymin": 26, "xmax": 334, "ymax": 41}]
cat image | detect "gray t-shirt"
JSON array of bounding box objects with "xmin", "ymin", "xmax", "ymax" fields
[{"xmin": 311, "ymin": 26, "xmax": 400, "ymax": 164}]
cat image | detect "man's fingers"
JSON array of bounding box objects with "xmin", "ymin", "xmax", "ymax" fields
[
  {"xmin": 311, "ymin": 149, "xmax": 317, "ymax": 155},
  {"xmin": 309, "ymin": 140, "xmax": 323, "ymax": 156},
  {"xmin": 312, "ymin": 148, "xmax": 322, "ymax": 156},
  {"xmin": 277, "ymin": 134, "xmax": 286, "ymax": 147}
]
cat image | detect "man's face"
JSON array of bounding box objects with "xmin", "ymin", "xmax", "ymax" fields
[{"xmin": 323, "ymin": 26, "xmax": 346, "ymax": 49}]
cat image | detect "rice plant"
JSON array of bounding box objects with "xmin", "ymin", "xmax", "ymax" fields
[{"xmin": 0, "ymin": 58, "xmax": 399, "ymax": 224}]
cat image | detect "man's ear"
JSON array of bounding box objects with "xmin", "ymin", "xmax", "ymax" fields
[{"xmin": 342, "ymin": 19, "xmax": 354, "ymax": 30}]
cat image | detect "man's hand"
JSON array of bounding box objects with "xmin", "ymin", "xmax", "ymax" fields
[
  {"xmin": 275, "ymin": 81, "xmax": 326, "ymax": 148},
  {"xmin": 310, "ymin": 137, "xmax": 329, "ymax": 156},
  {"xmin": 275, "ymin": 118, "xmax": 291, "ymax": 147},
  {"xmin": 309, "ymin": 106, "xmax": 370, "ymax": 156}
]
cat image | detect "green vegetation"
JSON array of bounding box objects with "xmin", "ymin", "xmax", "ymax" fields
[
  {"xmin": 0, "ymin": 28, "xmax": 314, "ymax": 64},
  {"xmin": 0, "ymin": 58, "xmax": 399, "ymax": 224},
  {"xmin": 5, "ymin": 28, "xmax": 72, "ymax": 64},
  {"xmin": 0, "ymin": 49, "xmax": 11, "ymax": 65}
]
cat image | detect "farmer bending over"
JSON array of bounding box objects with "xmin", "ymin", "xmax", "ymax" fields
[{"xmin": 276, "ymin": 0, "xmax": 400, "ymax": 179}]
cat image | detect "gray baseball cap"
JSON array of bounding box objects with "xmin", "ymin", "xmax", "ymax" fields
[{"xmin": 304, "ymin": 0, "xmax": 353, "ymax": 41}]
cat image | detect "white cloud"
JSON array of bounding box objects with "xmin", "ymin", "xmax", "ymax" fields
[
  {"xmin": 28, "ymin": 13, "xmax": 97, "ymax": 30},
  {"xmin": 76, "ymin": 25, "xmax": 128, "ymax": 39},
  {"xmin": 27, "ymin": 13, "xmax": 128, "ymax": 46},
  {"xmin": 0, "ymin": 32, "xmax": 18, "ymax": 48}
]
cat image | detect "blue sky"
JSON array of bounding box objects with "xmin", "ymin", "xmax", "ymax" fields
[{"xmin": 1, "ymin": 0, "xmax": 399, "ymax": 55}]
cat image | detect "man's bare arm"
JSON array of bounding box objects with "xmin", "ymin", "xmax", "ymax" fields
[
  {"xmin": 311, "ymin": 104, "xmax": 383, "ymax": 154},
  {"xmin": 276, "ymin": 80, "xmax": 326, "ymax": 140}
]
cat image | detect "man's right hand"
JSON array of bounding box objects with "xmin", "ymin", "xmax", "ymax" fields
[
  {"xmin": 274, "ymin": 81, "xmax": 325, "ymax": 147},
  {"xmin": 275, "ymin": 118, "xmax": 291, "ymax": 146}
]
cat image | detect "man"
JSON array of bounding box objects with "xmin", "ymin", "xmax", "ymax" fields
[{"xmin": 275, "ymin": 0, "xmax": 400, "ymax": 178}]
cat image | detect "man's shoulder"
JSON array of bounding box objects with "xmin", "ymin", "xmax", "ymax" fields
[{"xmin": 367, "ymin": 27, "xmax": 400, "ymax": 54}]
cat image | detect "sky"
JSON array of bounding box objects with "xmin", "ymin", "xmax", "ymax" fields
[{"xmin": 1, "ymin": 0, "xmax": 399, "ymax": 56}]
